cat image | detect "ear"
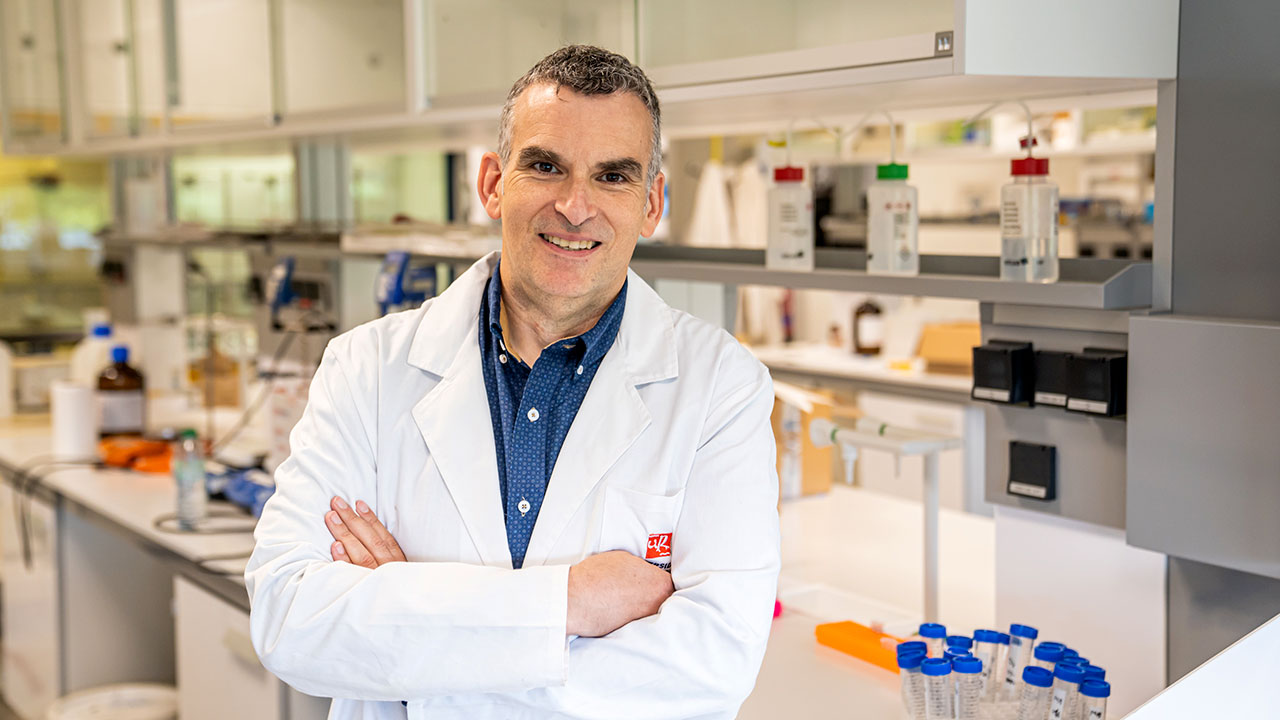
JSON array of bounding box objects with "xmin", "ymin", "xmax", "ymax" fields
[
  {"xmin": 477, "ymin": 152, "xmax": 504, "ymax": 220},
  {"xmin": 639, "ymin": 171, "xmax": 666, "ymax": 238}
]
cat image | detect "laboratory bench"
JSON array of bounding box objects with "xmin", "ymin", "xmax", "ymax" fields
[{"xmin": 0, "ymin": 420, "xmax": 995, "ymax": 720}]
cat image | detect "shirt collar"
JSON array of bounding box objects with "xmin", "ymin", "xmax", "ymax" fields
[{"xmin": 484, "ymin": 260, "xmax": 626, "ymax": 366}]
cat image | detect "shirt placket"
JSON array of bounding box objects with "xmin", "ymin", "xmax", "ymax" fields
[{"xmin": 505, "ymin": 356, "xmax": 557, "ymax": 568}]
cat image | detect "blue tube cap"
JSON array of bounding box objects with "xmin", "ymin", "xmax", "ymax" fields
[
  {"xmin": 1009, "ymin": 623, "xmax": 1039, "ymax": 640},
  {"xmin": 111, "ymin": 345, "xmax": 129, "ymax": 364},
  {"xmin": 1083, "ymin": 665, "xmax": 1106, "ymax": 682},
  {"xmin": 1037, "ymin": 641, "xmax": 1067, "ymax": 652},
  {"xmin": 1062, "ymin": 648, "xmax": 1080, "ymax": 659},
  {"xmin": 898, "ymin": 651, "xmax": 926, "ymax": 670},
  {"xmin": 1055, "ymin": 664, "xmax": 1086, "ymax": 684},
  {"xmin": 946, "ymin": 635, "xmax": 974, "ymax": 649},
  {"xmin": 1034, "ymin": 644, "xmax": 1065, "ymax": 663},
  {"xmin": 952, "ymin": 656, "xmax": 983, "ymax": 674},
  {"xmin": 897, "ymin": 641, "xmax": 928, "ymax": 656},
  {"xmin": 1081, "ymin": 680, "xmax": 1111, "ymax": 699},
  {"xmin": 919, "ymin": 623, "xmax": 947, "ymax": 639},
  {"xmin": 921, "ymin": 658, "xmax": 951, "ymax": 677},
  {"xmin": 1023, "ymin": 666, "xmax": 1054, "ymax": 688},
  {"xmin": 995, "ymin": 632, "xmax": 1011, "ymax": 645},
  {"xmin": 1059, "ymin": 657, "xmax": 1089, "ymax": 669},
  {"xmin": 943, "ymin": 648, "xmax": 972, "ymax": 663},
  {"xmin": 91, "ymin": 324, "xmax": 112, "ymax": 337},
  {"xmin": 973, "ymin": 629, "xmax": 1000, "ymax": 644}
]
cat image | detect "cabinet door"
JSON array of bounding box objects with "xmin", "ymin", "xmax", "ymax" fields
[
  {"xmin": 74, "ymin": 0, "xmax": 133, "ymax": 137},
  {"xmin": 279, "ymin": 0, "xmax": 404, "ymax": 116},
  {"xmin": 0, "ymin": 0, "xmax": 67, "ymax": 145},
  {"xmin": 168, "ymin": 0, "xmax": 272, "ymax": 130},
  {"xmin": 422, "ymin": 0, "xmax": 635, "ymax": 105},
  {"xmin": 639, "ymin": 0, "xmax": 954, "ymax": 87}
]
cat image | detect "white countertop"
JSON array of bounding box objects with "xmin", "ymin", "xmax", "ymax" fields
[{"xmin": 749, "ymin": 343, "xmax": 973, "ymax": 401}]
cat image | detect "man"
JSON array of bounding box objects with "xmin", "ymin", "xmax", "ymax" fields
[{"xmin": 247, "ymin": 45, "xmax": 781, "ymax": 719}]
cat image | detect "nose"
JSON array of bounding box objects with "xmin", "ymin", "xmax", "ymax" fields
[{"xmin": 554, "ymin": 176, "xmax": 597, "ymax": 228}]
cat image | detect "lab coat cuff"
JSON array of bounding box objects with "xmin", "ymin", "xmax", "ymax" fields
[{"xmin": 526, "ymin": 563, "xmax": 571, "ymax": 686}]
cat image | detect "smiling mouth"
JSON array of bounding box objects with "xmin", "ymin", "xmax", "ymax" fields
[{"xmin": 539, "ymin": 233, "xmax": 600, "ymax": 252}]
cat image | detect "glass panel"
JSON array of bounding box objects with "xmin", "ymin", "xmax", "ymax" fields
[
  {"xmin": 424, "ymin": 0, "xmax": 634, "ymax": 103},
  {"xmin": 0, "ymin": 0, "xmax": 66, "ymax": 142},
  {"xmin": 640, "ymin": 0, "xmax": 952, "ymax": 68},
  {"xmin": 169, "ymin": 0, "xmax": 271, "ymax": 129},
  {"xmin": 133, "ymin": 0, "xmax": 167, "ymax": 134},
  {"xmin": 173, "ymin": 154, "xmax": 296, "ymax": 229},
  {"xmin": 0, "ymin": 159, "xmax": 111, "ymax": 339},
  {"xmin": 280, "ymin": 0, "xmax": 404, "ymax": 115},
  {"xmin": 75, "ymin": 0, "xmax": 132, "ymax": 137},
  {"xmin": 350, "ymin": 149, "xmax": 449, "ymax": 225}
]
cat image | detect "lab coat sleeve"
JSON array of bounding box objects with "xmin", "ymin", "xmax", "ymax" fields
[
  {"xmin": 520, "ymin": 355, "xmax": 781, "ymax": 718},
  {"xmin": 245, "ymin": 346, "xmax": 570, "ymax": 701}
]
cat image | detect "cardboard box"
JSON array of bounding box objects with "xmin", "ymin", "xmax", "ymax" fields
[
  {"xmin": 771, "ymin": 382, "xmax": 835, "ymax": 501},
  {"xmin": 916, "ymin": 322, "xmax": 981, "ymax": 375}
]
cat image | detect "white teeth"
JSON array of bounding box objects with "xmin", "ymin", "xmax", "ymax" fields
[{"xmin": 543, "ymin": 234, "xmax": 595, "ymax": 251}]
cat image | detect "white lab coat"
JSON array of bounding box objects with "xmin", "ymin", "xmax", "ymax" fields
[{"xmin": 246, "ymin": 252, "xmax": 781, "ymax": 720}]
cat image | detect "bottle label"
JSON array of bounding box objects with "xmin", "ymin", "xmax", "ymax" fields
[
  {"xmin": 100, "ymin": 391, "xmax": 145, "ymax": 433},
  {"xmin": 1001, "ymin": 198, "xmax": 1022, "ymax": 238},
  {"xmin": 1003, "ymin": 638, "xmax": 1024, "ymax": 689},
  {"xmin": 857, "ymin": 316, "xmax": 885, "ymax": 348},
  {"xmin": 1088, "ymin": 709, "xmax": 1104, "ymax": 720},
  {"xmin": 1049, "ymin": 688, "xmax": 1068, "ymax": 719}
]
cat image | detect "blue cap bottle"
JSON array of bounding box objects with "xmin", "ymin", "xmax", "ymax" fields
[
  {"xmin": 1023, "ymin": 666, "xmax": 1054, "ymax": 688},
  {"xmin": 973, "ymin": 629, "xmax": 1000, "ymax": 644},
  {"xmin": 1009, "ymin": 623, "xmax": 1039, "ymax": 641},
  {"xmin": 947, "ymin": 635, "xmax": 974, "ymax": 650},
  {"xmin": 944, "ymin": 647, "xmax": 972, "ymax": 663},
  {"xmin": 1059, "ymin": 656, "xmax": 1089, "ymax": 669},
  {"xmin": 921, "ymin": 658, "xmax": 951, "ymax": 676},
  {"xmin": 91, "ymin": 324, "xmax": 112, "ymax": 338},
  {"xmin": 1055, "ymin": 664, "xmax": 1086, "ymax": 685},
  {"xmin": 919, "ymin": 623, "xmax": 947, "ymax": 640},
  {"xmin": 1034, "ymin": 644, "xmax": 1065, "ymax": 664},
  {"xmin": 996, "ymin": 632, "xmax": 1010, "ymax": 645},
  {"xmin": 897, "ymin": 641, "xmax": 928, "ymax": 656},
  {"xmin": 111, "ymin": 346, "xmax": 129, "ymax": 364},
  {"xmin": 1083, "ymin": 665, "xmax": 1106, "ymax": 682},
  {"xmin": 898, "ymin": 651, "xmax": 926, "ymax": 670},
  {"xmin": 1081, "ymin": 680, "xmax": 1111, "ymax": 698},
  {"xmin": 953, "ymin": 656, "xmax": 983, "ymax": 674}
]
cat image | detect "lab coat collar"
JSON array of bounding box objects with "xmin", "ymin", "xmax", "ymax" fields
[{"xmin": 407, "ymin": 251, "xmax": 677, "ymax": 569}]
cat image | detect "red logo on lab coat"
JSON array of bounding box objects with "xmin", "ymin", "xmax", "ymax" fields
[{"xmin": 646, "ymin": 533, "xmax": 672, "ymax": 559}]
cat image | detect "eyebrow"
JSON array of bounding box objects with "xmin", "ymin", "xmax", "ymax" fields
[{"xmin": 518, "ymin": 145, "xmax": 644, "ymax": 181}]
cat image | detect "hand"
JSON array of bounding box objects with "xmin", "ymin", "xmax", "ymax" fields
[
  {"xmin": 567, "ymin": 551, "xmax": 675, "ymax": 637},
  {"xmin": 324, "ymin": 496, "xmax": 406, "ymax": 568}
]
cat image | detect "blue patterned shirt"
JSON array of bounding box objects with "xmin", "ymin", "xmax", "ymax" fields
[{"xmin": 479, "ymin": 261, "xmax": 626, "ymax": 569}]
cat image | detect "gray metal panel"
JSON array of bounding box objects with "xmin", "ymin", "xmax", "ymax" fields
[
  {"xmin": 1127, "ymin": 314, "xmax": 1280, "ymax": 579},
  {"xmin": 1167, "ymin": 557, "xmax": 1280, "ymax": 684},
  {"xmin": 1170, "ymin": 0, "xmax": 1280, "ymax": 321},
  {"xmin": 980, "ymin": 308, "xmax": 1130, "ymax": 528}
]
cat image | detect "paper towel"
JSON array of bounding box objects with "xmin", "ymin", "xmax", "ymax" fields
[{"xmin": 51, "ymin": 381, "xmax": 99, "ymax": 460}]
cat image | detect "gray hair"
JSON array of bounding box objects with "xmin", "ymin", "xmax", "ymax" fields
[{"xmin": 498, "ymin": 45, "xmax": 662, "ymax": 187}]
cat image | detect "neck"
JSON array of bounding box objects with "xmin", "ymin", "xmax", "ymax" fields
[{"xmin": 499, "ymin": 271, "xmax": 619, "ymax": 366}]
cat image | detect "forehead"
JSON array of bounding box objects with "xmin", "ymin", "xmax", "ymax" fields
[{"xmin": 508, "ymin": 83, "xmax": 651, "ymax": 161}]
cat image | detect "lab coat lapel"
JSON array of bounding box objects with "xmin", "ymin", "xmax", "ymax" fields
[{"xmin": 408, "ymin": 253, "xmax": 511, "ymax": 569}]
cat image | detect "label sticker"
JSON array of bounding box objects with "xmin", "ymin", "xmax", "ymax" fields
[{"xmin": 646, "ymin": 533, "xmax": 671, "ymax": 559}]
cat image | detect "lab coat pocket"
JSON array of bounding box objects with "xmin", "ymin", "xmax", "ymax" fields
[{"xmin": 599, "ymin": 485, "xmax": 686, "ymax": 571}]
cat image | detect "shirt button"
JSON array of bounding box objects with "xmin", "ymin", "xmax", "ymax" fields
[
  {"xmin": 576, "ymin": 365, "xmax": 584, "ymax": 375},
  {"xmin": 517, "ymin": 498, "xmax": 531, "ymax": 515},
  {"xmin": 499, "ymin": 354, "xmax": 507, "ymax": 364},
  {"xmin": 527, "ymin": 407, "xmax": 540, "ymax": 422}
]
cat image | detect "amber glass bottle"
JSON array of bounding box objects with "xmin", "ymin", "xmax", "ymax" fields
[
  {"xmin": 98, "ymin": 345, "xmax": 146, "ymax": 437},
  {"xmin": 853, "ymin": 299, "xmax": 884, "ymax": 356}
]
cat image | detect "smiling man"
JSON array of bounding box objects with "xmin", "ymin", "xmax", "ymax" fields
[{"xmin": 247, "ymin": 46, "xmax": 781, "ymax": 719}]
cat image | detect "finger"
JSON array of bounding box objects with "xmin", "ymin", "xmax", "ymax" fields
[
  {"xmin": 354, "ymin": 500, "xmax": 406, "ymax": 562},
  {"xmin": 331, "ymin": 541, "xmax": 350, "ymax": 563},
  {"xmin": 325, "ymin": 509, "xmax": 376, "ymax": 568},
  {"xmin": 331, "ymin": 496, "xmax": 398, "ymax": 565}
]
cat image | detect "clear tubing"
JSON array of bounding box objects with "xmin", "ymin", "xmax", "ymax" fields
[
  {"xmin": 954, "ymin": 671, "xmax": 982, "ymax": 720},
  {"xmin": 901, "ymin": 667, "xmax": 926, "ymax": 719},
  {"xmin": 1048, "ymin": 677, "xmax": 1081, "ymax": 720},
  {"xmin": 925, "ymin": 673, "xmax": 953, "ymax": 720},
  {"xmin": 1080, "ymin": 694, "xmax": 1107, "ymax": 720},
  {"xmin": 1016, "ymin": 682, "xmax": 1052, "ymax": 720}
]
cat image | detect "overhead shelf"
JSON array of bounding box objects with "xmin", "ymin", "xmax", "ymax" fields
[{"xmin": 629, "ymin": 246, "xmax": 1152, "ymax": 310}]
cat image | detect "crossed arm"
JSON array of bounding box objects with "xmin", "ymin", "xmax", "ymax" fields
[{"xmin": 321, "ymin": 495, "xmax": 675, "ymax": 638}]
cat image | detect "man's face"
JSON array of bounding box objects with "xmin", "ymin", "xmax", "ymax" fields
[{"xmin": 479, "ymin": 84, "xmax": 664, "ymax": 309}]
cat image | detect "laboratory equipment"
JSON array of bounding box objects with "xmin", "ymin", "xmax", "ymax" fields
[
  {"xmin": 1061, "ymin": 649, "xmax": 1079, "ymax": 661},
  {"xmin": 98, "ymin": 346, "xmax": 146, "ymax": 438},
  {"xmin": 1007, "ymin": 441, "xmax": 1057, "ymax": 502},
  {"xmin": 69, "ymin": 324, "xmax": 116, "ymax": 386},
  {"xmin": 1058, "ymin": 657, "xmax": 1089, "ymax": 669},
  {"xmin": 972, "ymin": 340, "xmax": 1035, "ymax": 405},
  {"xmin": 766, "ymin": 166, "xmax": 814, "ymax": 272},
  {"xmin": 952, "ymin": 656, "xmax": 983, "ymax": 720},
  {"xmin": 1016, "ymin": 666, "xmax": 1054, "ymax": 720},
  {"xmin": 866, "ymin": 162, "xmax": 919, "ymax": 276},
  {"xmin": 898, "ymin": 641, "xmax": 928, "ymax": 657},
  {"xmin": 1034, "ymin": 642, "xmax": 1066, "ymax": 669},
  {"xmin": 919, "ymin": 623, "xmax": 947, "ymax": 658},
  {"xmin": 1001, "ymin": 137, "xmax": 1059, "ymax": 283},
  {"xmin": 944, "ymin": 647, "xmax": 973, "ymax": 663},
  {"xmin": 1002, "ymin": 624, "xmax": 1039, "ymax": 701},
  {"xmin": 947, "ymin": 635, "xmax": 974, "ymax": 651},
  {"xmin": 1066, "ymin": 348, "xmax": 1128, "ymax": 417},
  {"xmin": 1082, "ymin": 665, "xmax": 1105, "ymax": 683},
  {"xmin": 1034, "ymin": 350, "xmax": 1072, "ymax": 408},
  {"xmin": 1078, "ymin": 680, "xmax": 1109, "ymax": 720},
  {"xmin": 1048, "ymin": 663, "xmax": 1086, "ymax": 720},
  {"xmin": 921, "ymin": 659, "xmax": 952, "ymax": 720},
  {"xmin": 375, "ymin": 251, "xmax": 437, "ymax": 316},
  {"xmin": 971, "ymin": 630, "xmax": 1002, "ymax": 697},
  {"xmin": 898, "ymin": 651, "xmax": 927, "ymax": 720},
  {"xmin": 853, "ymin": 298, "xmax": 883, "ymax": 355},
  {"xmin": 173, "ymin": 429, "xmax": 207, "ymax": 531}
]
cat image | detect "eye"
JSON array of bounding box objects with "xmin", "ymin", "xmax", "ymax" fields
[
  {"xmin": 601, "ymin": 172, "xmax": 627, "ymax": 184},
  {"xmin": 533, "ymin": 161, "xmax": 558, "ymax": 174}
]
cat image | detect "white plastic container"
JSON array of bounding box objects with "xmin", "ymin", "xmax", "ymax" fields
[
  {"xmin": 1079, "ymin": 680, "xmax": 1110, "ymax": 720},
  {"xmin": 952, "ymin": 655, "xmax": 983, "ymax": 720},
  {"xmin": 766, "ymin": 166, "xmax": 815, "ymax": 272},
  {"xmin": 898, "ymin": 651, "xmax": 927, "ymax": 719},
  {"xmin": 1003, "ymin": 623, "xmax": 1039, "ymax": 700},
  {"xmin": 1048, "ymin": 663, "xmax": 1086, "ymax": 720},
  {"xmin": 69, "ymin": 324, "xmax": 115, "ymax": 386},
  {"xmin": 866, "ymin": 162, "xmax": 919, "ymax": 276},
  {"xmin": 1000, "ymin": 155, "xmax": 1059, "ymax": 283},
  {"xmin": 922, "ymin": 658, "xmax": 952, "ymax": 720},
  {"xmin": 1017, "ymin": 666, "xmax": 1055, "ymax": 720}
]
